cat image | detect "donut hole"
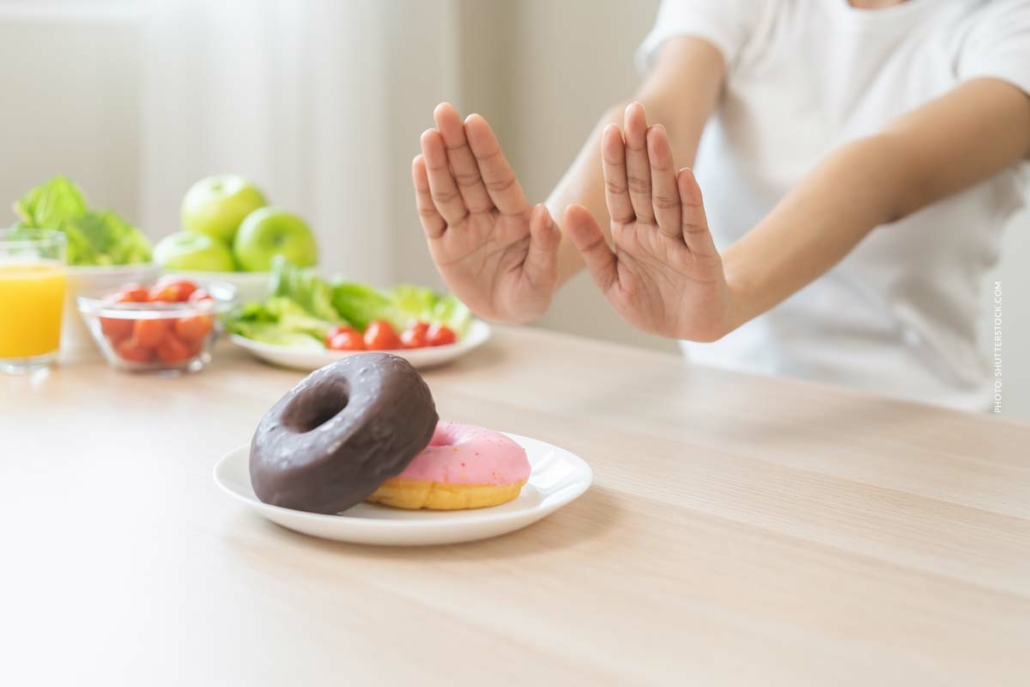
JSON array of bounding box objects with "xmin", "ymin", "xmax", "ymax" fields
[
  {"xmin": 284, "ymin": 379, "xmax": 350, "ymax": 433},
  {"xmin": 427, "ymin": 423, "xmax": 456, "ymax": 447}
]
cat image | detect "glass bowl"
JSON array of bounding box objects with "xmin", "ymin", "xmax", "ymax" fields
[
  {"xmin": 62, "ymin": 263, "xmax": 161, "ymax": 355},
  {"xmin": 77, "ymin": 281, "xmax": 235, "ymax": 374}
]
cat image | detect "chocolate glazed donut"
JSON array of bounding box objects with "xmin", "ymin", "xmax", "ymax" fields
[{"xmin": 250, "ymin": 353, "xmax": 438, "ymax": 514}]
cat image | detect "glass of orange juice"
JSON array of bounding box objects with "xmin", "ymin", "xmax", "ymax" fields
[{"xmin": 0, "ymin": 229, "xmax": 68, "ymax": 373}]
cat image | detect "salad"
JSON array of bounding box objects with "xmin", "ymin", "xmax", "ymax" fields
[
  {"xmin": 227, "ymin": 258, "xmax": 473, "ymax": 351},
  {"xmin": 11, "ymin": 176, "xmax": 152, "ymax": 266}
]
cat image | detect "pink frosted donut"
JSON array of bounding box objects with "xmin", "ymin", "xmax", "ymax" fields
[{"xmin": 367, "ymin": 422, "xmax": 530, "ymax": 510}]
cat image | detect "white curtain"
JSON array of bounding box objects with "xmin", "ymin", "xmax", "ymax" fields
[{"xmin": 140, "ymin": 0, "xmax": 456, "ymax": 284}]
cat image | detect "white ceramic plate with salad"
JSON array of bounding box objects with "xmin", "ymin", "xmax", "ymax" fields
[
  {"xmin": 231, "ymin": 319, "xmax": 491, "ymax": 371},
  {"xmin": 226, "ymin": 259, "xmax": 486, "ymax": 371}
]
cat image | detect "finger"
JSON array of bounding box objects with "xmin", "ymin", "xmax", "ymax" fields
[
  {"xmin": 420, "ymin": 128, "xmax": 469, "ymax": 225},
  {"xmin": 433, "ymin": 103, "xmax": 493, "ymax": 214},
  {"xmin": 564, "ymin": 204, "xmax": 617, "ymax": 294},
  {"xmin": 623, "ymin": 102, "xmax": 655, "ymax": 224},
  {"xmin": 524, "ymin": 204, "xmax": 561, "ymax": 289},
  {"xmin": 677, "ymin": 168, "xmax": 718, "ymax": 256},
  {"xmin": 602, "ymin": 125, "xmax": 634, "ymax": 225},
  {"xmin": 412, "ymin": 155, "xmax": 446, "ymax": 238},
  {"xmin": 464, "ymin": 114, "xmax": 529, "ymax": 216},
  {"xmin": 647, "ymin": 124, "xmax": 681, "ymax": 238}
]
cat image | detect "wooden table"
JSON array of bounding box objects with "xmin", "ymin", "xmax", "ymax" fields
[{"xmin": 3, "ymin": 327, "xmax": 1029, "ymax": 686}]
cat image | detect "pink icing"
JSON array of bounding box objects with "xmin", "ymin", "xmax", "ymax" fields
[{"xmin": 395, "ymin": 422, "xmax": 530, "ymax": 486}]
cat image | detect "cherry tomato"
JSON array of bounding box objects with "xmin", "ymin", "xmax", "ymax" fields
[
  {"xmin": 155, "ymin": 334, "xmax": 190, "ymax": 364},
  {"xmin": 133, "ymin": 318, "xmax": 171, "ymax": 348},
  {"xmin": 153, "ymin": 274, "xmax": 197, "ymax": 288},
  {"xmin": 150, "ymin": 278, "xmax": 198, "ymax": 303},
  {"xmin": 112, "ymin": 284, "xmax": 150, "ymax": 303},
  {"xmin": 326, "ymin": 325, "xmax": 357, "ymax": 341},
  {"xmin": 115, "ymin": 338, "xmax": 154, "ymax": 364},
  {"xmin": 187, "ymin": 288, "xmax": 213, "ymax": 303},
  {"xmin": 401, "ymin": 321, "xmax": 430, "ymax": 349},
  {"xmin": 328, "ymin": 330, "xmax": 365, "ymax": 351},
  {"xmin": 427, "ymin": 324, "xmax": 457, "ymax": 347},
  {"xmin": 181, "ymin": 337, "xmax": 203, "ymax": 358},
  {"xmin": 100, "ymin": 316, "xmax": 134, "ymax": 343},
  {"xmin": 363, "ymin": 320, "xmax": 402, "ymax": 350},
  {"xmin": 174, "ymin": 315, "xmax": 214, "ymax": 342}
]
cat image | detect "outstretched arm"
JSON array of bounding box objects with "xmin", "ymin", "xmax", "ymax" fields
[
  {"xmin": 722, "ymin": 77, "xmax": 1030, "ymax": 329},
  {"xmin": 564, "ymin": 78, "xmax": 1030, "ymax": 341}
]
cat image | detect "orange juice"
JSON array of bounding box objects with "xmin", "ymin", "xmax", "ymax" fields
[{"xmin": 0, "ymin": 261, "xmax": 67, "ymax": 359}]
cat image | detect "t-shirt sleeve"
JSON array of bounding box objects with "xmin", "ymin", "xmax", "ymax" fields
[
  {"xmin": 636, "ymin": 0, "xmax": 763, "ymax": 74},
  {"xmin": 957, "ymin": 0, "xmax": 1030, "ymax": 96}
]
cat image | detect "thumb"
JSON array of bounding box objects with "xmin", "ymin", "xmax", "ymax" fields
[
  {"xmin": 677, "ymin": 168, "xmax": 718, "ymax": 257},
  {"xmin": 524, "ymin": 204, "xmax": 561, "ymax": 288},
  {"xmin": 564, "ymin": 204, "xmax": 617, "ymax": 293}
]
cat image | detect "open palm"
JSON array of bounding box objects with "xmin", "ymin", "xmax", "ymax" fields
[
  {"xmin": 565, "ymin": 104, "xmax": 733, "ymax": 342},
  {"xmin": 413, "ymin": 104, "xmax": 560, "ymax": 324}
]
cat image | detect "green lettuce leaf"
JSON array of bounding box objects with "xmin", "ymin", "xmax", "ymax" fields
[
  {"xmin": 62, "ymin": 211, "xmax": 153, "ymax": 266},
  {"xmin": 431, "ymin": 294, "xmax": 473, "ymax": 335},
  {"xmin": 229, "ymin": 321, "xmax": 325, "ymax": 349},
  {"xmin": 13, "ymin": 175, "xmax": 87, "ymax": 229},
  {"xmin": 328, "ymin": 280, "xmax": 467, "ymax": 332},
  {"xmin": 386, "ymin": 283, "xmax": 440, "ymax": 328},
  {"xmin": 270, "ymin": 256, "xmax": 342, "ymax": 323},
  {"xmin": 330, "ymin": 280, "xmax": 392, "ymax": 331},
  {"xmin": 12, "ymin": 176, "xmax": 152, "ymax": 266},
  {"xmin": 226, "ymin": 296, "xmax": 338, "ymax": 348}
]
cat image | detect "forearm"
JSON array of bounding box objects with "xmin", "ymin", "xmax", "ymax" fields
[
  {"xmin": 722, "ymin": 78, "xmax": 1030, "ymax": 333},
  {"xmin": 546, "ymin": 38, "xmax": 724, "ymax": 284},
  {"xmin": 545, "ymin": 104, "xmax": 647, "ymax": 284},
  {"xmin": 721, "ymin": 136, "xmax": 906, "ymax": 328}
]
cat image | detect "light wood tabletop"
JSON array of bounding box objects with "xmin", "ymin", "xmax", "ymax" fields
[{"xmin": 3, "ymin": 326, "xmax": 1029, "ymax": 686}]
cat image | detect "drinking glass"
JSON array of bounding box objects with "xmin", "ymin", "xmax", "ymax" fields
[{"xmin": 0, "ymin": 229, "xmax": 68, "ymax": 373}]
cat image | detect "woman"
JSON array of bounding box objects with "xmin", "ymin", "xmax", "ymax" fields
[{"xmin": 412, "ymin": 0, "xmax": 1030, "ymax": 411}]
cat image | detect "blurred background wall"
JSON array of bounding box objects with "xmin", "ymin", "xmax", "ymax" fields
[{"xmin": 1, "ymin": 0, "xmax": 1027, "ymax": 420}]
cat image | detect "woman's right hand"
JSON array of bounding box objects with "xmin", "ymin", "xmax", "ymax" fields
[{"xmin": 413, "ymin": 104, "xmax": 561, "ymax": 324}]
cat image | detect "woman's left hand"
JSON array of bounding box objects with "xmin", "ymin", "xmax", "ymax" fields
[{"xmin": 564, "ymin": 103, "xmax": 735, "ymax": 342}]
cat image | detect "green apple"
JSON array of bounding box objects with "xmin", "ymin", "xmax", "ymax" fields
[
  {"xmin": 233, "ymin": 208, "xmax": 318, "ymax": 272},
  {"xmin": 153, "ymin": 231, "xmax": 237, "ymax": 272},
  {"xmin": 181, "ymin": 175, "xmax": 267, "ymax": 243}
]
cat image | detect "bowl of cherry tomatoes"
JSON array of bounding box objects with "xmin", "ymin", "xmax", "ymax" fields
[{"xmin": 77, "ymin": 276, "xmax": 234, "ymax": 374}]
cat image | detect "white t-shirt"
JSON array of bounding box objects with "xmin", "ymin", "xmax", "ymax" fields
[{"xmin": 638, "ymin": 0, "xmax": 1030, "ymax": 412}]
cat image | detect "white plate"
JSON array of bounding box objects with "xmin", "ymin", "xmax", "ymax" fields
[
  {"xmin": 213, "ymin": 432, "xmax": 592, "ymax": 546},
  {"xmin": 230, "ymin": 320, "xmax": 491, "ymax": 371}
]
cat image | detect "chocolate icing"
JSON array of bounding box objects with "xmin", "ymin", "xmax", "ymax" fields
[{"xmin": 249, "ymin": 353, "xmax": 438, "ymax": 514}]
